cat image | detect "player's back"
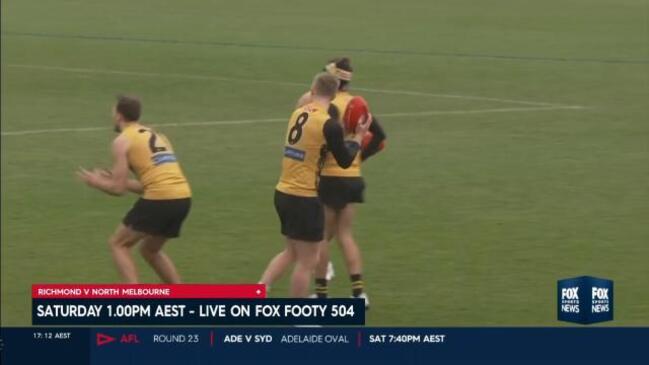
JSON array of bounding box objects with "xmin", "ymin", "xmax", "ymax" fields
[
  {"xmin": 321, "ymin": 91, "xmax": 362, "ymax": 177},
  {"xmin": 120, "ymin": 123, "xmax": 191, "ymax": 200},
  {"xmin": 276, "ymin": 102, "xmax": 331, "ymax": 197}
]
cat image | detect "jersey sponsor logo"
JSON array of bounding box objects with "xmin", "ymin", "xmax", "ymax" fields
[
  {"xmin": 152, "ymin": 153, "xmax": 178, "ymax": 166},
  {"xmin": 284, "ymin": 146, "xmax": 305, "ymax": 161}
]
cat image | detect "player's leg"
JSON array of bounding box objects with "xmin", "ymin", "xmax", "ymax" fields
[
  {"xmin": 108, "ymin": 224, "xmax": 146, "ymax": 283},
  {"xmin": 313, "ymin": 206, "xmax": 338, "ymax": 298},
  {"xmin": 137, "ymin": 197, "xmax": 190, "ymax": 284},
  {"xmin": 260, "ymin": 191, "xmax": 300, "ymax": 290},
  {"xmin": 139, "ymin": 235, "xmax": 181, "ymax": 284},
  {"xmin": 259, "ymin": 244, "xmax": 296, "ymax": 288},
  {"xmin": 336, "ymin": 204, "xmax": 367, "ymax": 304},
  {"xmin": 314, "ymin": 247, "xmax": 331, "ymax": 298},
  {"xmin": 289, "ymin": 238, "xmax": 321, "ymax": 298},
  {"xmin": 269, "ymin": 190, "xmax": 323, "ymax": 297}
]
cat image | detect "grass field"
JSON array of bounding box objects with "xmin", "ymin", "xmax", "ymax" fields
[{"xmin": 1, "ymin": 0, "xmax": 648, "ymax": 326}]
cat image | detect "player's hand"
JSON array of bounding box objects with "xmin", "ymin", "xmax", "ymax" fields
[
  {"xmin": 93, "ymin": 168, "xmax": 113, "ymax": 178},
  {"xmin": 77, "ymin": 167, "xmax": 100, "ymax": 187},
  {"xmin": 355, "ymin": 113, "xmax": 373, "ymax": 137}
]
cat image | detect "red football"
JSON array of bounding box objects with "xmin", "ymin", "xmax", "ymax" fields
[
  {"xmin": 361, "ymin": 131, "xmax": 386, "ymax": 152},
  {"xmin": 343, "ymin": 96, "xmax": 370, "ymax": 133}
]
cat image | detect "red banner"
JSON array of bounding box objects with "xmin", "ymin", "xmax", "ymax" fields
[{"xmin": 32, "ymin": 284, "xmax": 266, "ymax": 299}]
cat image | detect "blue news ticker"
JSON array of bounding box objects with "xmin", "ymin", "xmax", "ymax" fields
[{"xmin": 1, "ymin": 327, "xmax": 646, "ymax": 365}]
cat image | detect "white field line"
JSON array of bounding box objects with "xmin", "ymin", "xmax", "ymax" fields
[
  {"xmin": 1, "ymin": 106, "xmax": 584, "ymax": 137},
  {"xmin": 6, "ymin": 64, "xmax": 570, "ymax": 107}
]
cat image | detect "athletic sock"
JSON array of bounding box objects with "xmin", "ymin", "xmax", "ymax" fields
[
  {"xmin": 350, "ymin": 274, "xmax": 364, "ymax": 297},
  {"xmin": 314, "ymin": 278, "xmax": 328, "ymax": 299}
]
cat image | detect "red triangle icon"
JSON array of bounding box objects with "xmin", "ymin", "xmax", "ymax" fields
[{"xmin": 96, "ymin": 333, "xmax": 116, "ymax": 346}]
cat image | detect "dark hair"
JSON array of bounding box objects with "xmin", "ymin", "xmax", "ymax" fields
[
  {"xmin": 330, "ymin": 57, "xmax": 352, "ymax": 72},
  {"xmin": 327, "ymin": 57, "xmax": 353, "ymax": 90},
  {"xmin": 115, "ymin": 95, "xmax": 141, "ymax": 122}
]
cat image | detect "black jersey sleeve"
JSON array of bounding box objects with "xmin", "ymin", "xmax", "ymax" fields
[
  {"xmin": 361, "ymin": 116, "xmax": 386, "ymax": 160},
  {"xmin": 327, "ymin": 104, "xmax": 340, "ymax": 120},
  {"xmin": 323, "ymin": 118, "xmax": 359, "ymax": 168}
]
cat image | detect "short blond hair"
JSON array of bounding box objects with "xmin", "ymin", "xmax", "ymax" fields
[{"xmin": 311, "ymin": 72, "xmax": 339, "ymax": 100}]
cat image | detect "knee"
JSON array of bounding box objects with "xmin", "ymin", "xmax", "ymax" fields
[
  {"xmin": 304, "ymin": 252, "xmax": 321, "ymax": 270},
  {"xmin": 294, "ymin": 256, "xmax": 317, "ymax": 272},
  {"xmin": 108, "ymin": 235, "xmax": 124, "ymax": 250},
  {"xmin": 139, "ymin": 244, "xmax": 159, "ymax": 259},
  {"xmin": 283, "ymin": 247, "xmax": 296, "ymax": 261},
  {"xmin": 336, "ymin": 231, "xmax": 354, "ymax": 246}
]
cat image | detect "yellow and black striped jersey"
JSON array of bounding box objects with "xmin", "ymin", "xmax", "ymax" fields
[
  {"xmin": 321, "ymin": 91, "xmax": 363, "ymax": 177},
  {"xmin": 276, "ymin": 101, "xmax": 360, "ymax": 197},
  {"xmin": 119, "ymin": 123, "xmax": 191, "ymax": 200}
]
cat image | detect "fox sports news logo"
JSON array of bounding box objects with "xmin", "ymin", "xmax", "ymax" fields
[
  {"xmin": 557, "ymin": 276, "xmax": 613, "ymax": 324},
  {"xmin": 560, "ymin": 286, "xmax": 580, "ymax": 314}
]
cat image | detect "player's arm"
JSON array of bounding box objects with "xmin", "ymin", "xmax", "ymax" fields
[
  {"xmin": 361, "ymin": 116, "xmax": 386, "ymax": 160},
  {"xmin": 125, "ymin": 179, "xmax": 144, "ymax": 194},
  {"xmin": 93, "ymin": 170, "xmax": 143, "ymax": 195},
  {"xmin": 77, "ymin": 136, "xmax": 133, "ymax": 196},
  {"xmin": 295, "ymin": 91, "xmax": 312, "ymax": 108},
  {"xmin": 323, "ymin": 114, "xmax": 372, "ymax": 168}
]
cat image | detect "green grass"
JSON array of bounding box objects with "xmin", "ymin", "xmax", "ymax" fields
[{"xmin": 1, "ymin": 0, "xmax": 648, "ymax": 326}]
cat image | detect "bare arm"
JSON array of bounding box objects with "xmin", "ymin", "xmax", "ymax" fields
[
  {"xmin": 126, "ymin": 179, "xmax": 144, "ymax": 194},
  {"xmin": 296, "ymin": 91, "xmax": 312, "ymax": 108},
  {"xmin": 78, "ymin": 136, "xmax": 134, "ymax": 196},
  {"xmin": 95, "ymin": 169, "xmax": 143, "ymax": 195}
]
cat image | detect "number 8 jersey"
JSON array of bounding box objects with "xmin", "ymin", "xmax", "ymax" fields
[
  {"xmin": 120, "ymin": 123, "xmax": 192, "ymax": 200},
  {"xmin": 276, "ymin": 102, "xmax": 332, "ymax": 198}
]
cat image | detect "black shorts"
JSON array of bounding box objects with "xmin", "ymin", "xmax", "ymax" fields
[
  {"xmin": 318, "ymin": 176, "xmax": 365, "ymax": 210},
  {"xmin": 274, "ymin": 190, "xmax": 324, "ymax": 242},
  {"xmin": 123, "ymin": 198, "xmax": 191, "ymax": 238}
]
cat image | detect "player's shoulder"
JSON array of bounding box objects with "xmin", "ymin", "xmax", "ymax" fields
[
  {"xmin": 294, "ymin": 102, "xmax": 328, "ymax": 119},
  {"xmin": 331, "ymin": 91, "xmax": 354, "ymax": 114},
  {"xmin": 112, "ymin": 133, "xmax": 131, "ymax": 154},
  {"xmin": 116, "ymin": 123, "xmax": 147, "ymax": 145},
  {"xmin": 334, "ymin": 91, "xmax": 355, "ymax": 102},
  {"xmin": 296, "ymin": 91, "xmax": 312, "ymax": 108},
  {"xmin": 119, "ymin": 122, "xmax": 140, "ymax": 135}
]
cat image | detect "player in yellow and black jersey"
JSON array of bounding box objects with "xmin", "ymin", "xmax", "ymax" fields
[
  {"xmin": 295, "ymin": 58, "xmax": 386, "ymax": 308},
  {"xmin": 260, "ymin": 73, "xmax": 372, "ymax": 298},
  {"xmin": 78, "ymin": 95, "xmax": 191, "ymax": 284}
]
